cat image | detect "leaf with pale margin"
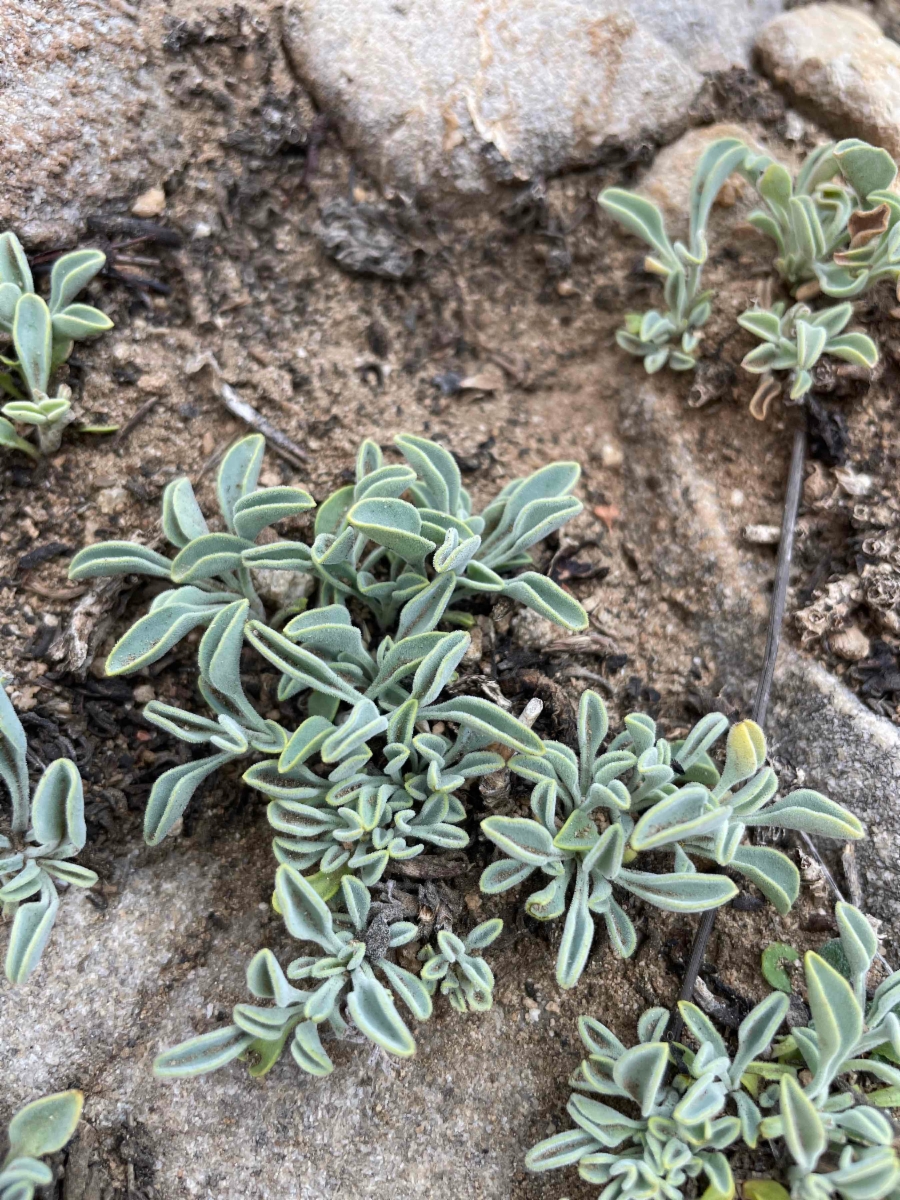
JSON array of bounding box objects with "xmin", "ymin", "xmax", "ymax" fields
[{"xmin": 7, "ymin": 1091, "xmax": 84, "ymax": 1159}]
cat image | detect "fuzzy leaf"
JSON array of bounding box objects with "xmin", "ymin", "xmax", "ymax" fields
[
  {"xmin": 0, "ymin": 231, "xmax": 33, "ymax": 291},
  {"xmin": 420, "ymin": 696, "xmax": 544, "ymax": 754},
  {"xmin": 30, "ymin": 758, "xmax": 84, "ymax": 848},
  {"xmin": 347, "ymin": 972, "xmax": 416, "ymax": 1057},
  {"xmin": 395, "ymin": 433, "xmax": 461, "ymax": 514},
  {"xmin": 599, "ymin": 189, "xmax": 674, "ymax": 258},
  {"xmin": 161, "ymin": 478, "xmax": 209, "ymax": 548},
  {"xmin": 275, "ymin": 865, "xmax": 339, "ymax": 950},
  {"xmin": 291, "ymin": 1020, "xmax": 334, "ymax": 1076},
  {"xmin": 612, "ymin": 1042, "xmax": 669, "ymax": 1117},
  {"xmin": 5, "ymin": 893, "xmax": 59, "ymax": 984},
  {"xmin": 348, "ymin": 497, "xmax": 436, "ymax": 563},
  {"xmin": 525, "ymin": 1129, "xmax": 599, "ymax": 1172},
  {"xmin": 49, "ymin": 248, "xmax": 106, "ymax": 313},
  {"xmin": 154, "ymin": 1025, "xmax": 254, "ymax": 1077},
  {"xmin": 742, "ymin": 789, "xmax": 863, "ymax": 840},
  {"xmin": 835, "ymin": 901, "xmax": 878, "ymax": 993},
  {"xmin": 479, "ymin": 858, "xmax": 535, "ymax": 893},
  {"xmin": 12, "ymin": 293, "xmax": 51, "ymax": 396},
  {"xmin": 728, "ymin": 845, "xmax": 800, "ymax": 916},
  {"xmin": 805, "ymin": 950, "xmax": 863, "ymax": 1094},
  {"xmin": 617, "ymin": 868, "xmax": 737, "ymax": 911},
  {"xmin": 69, "ymin": 541, "xmax": 172, "ymax": 580},
  {"xmin": 170, "ymin": 533, "xmax": 253, "ymax": 584},
  {"xmin": 52, "ymin": 303, "xmax": 113, "ymax": 340},
  {"xmin": 501, "ymin": 572, "xmax": 588, "ymax": 631},
  {"xmin": 232, "ymin": 486, "xmax": 315, "ymax": 541},
  {"xmin": 481, "ymin": 817, "xmax": 555, "ymax": 865},
  {"xmin": 106, "ymin": 598, "xmax": 223, "ymax": 675},
  {"xmin": 834, "ymin": 139, "xmax": 898, "ymax": 198},
  {"xmin": 556, "ymin": 867, "xmax": 594, "ymax": 989},
  {"xmin": 779, "ymin": 1074, "xmax": 825, "ymax": 1171},
  {"xmin": 826, "ymin": 332, "xmax": 878, "ymax": 368},
  {"xmin": 0, "ymin": 684, "xmax": 30, "ymax": 832},
  {"xmin": 7, "ymin": 1091, "xmax": 84, "ymax": 1158},
  {"xmin": 217, "ymin": 435, "xmax": 265, "ymax": 532},
  {"xmin": 378, "ymin": 960, "xmax": 433, "ymax": 1021},
  {"xmin": 731, "ymin": 992, "xmax": 790, "ymax": 1081},
  {"xmin": 144, "ymin": 751, "xmax": 234, "ymax": 845}
]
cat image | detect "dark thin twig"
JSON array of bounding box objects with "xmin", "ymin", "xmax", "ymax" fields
[
  {"xmin": 220, "ymin": 383, "xmax": 308, "ymax": 466},
  {"xmin": 668, "ymin": 427, "xmax": 807, "ymax": 1045},
  {"xmin": 112, "ymin": 395, "xmax": 163, "ymax": 450}
]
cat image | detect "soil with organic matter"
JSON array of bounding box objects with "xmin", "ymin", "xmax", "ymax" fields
[{"xmin": 1, "ymin": 6, "xmax": 899, "ymax": 1199}]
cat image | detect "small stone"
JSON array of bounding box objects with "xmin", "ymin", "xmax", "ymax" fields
[
  {"xmin": 729, "ymin": 489, "xmax": 745, "ymax": 509},
  {"xmin": 834, "ymin": 466, "xmax": 873, "ymax": 497},
  {"xmin": 133, "ymin": 684, "xmax": 155, "ymax": 705},
  {"xmin": 137, "ymin": 372, "xmax": 168, "ymax": 394},
  {"xmin": 510, "ymin": 607, "xmax": 559, "ymax": 651},
  {"xmin": 131, "ymin": 185, "xmax": 166, "ymax": 218},
  {"xmin": 830, "ymin": 624, "xmax": 871, "ymax": 662},
  {"xmin": 97, "ymin": 486, "xmax": 129, "ymax": 515},
  {"xmin": 600, "ymin": 442, "xmax": 624, "ymax": 469},
  {"xmin": 742, "ymin": 523, "xmax": 781, "ymax": 544},
  {"xmin": 757, "ymin": 5, "xmax": 900, "ymax": 160}
]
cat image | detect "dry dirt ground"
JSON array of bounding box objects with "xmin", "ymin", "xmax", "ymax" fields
[{"xmin": 1, "ymin": 10, "xmax": 899, "ymax": 1199}]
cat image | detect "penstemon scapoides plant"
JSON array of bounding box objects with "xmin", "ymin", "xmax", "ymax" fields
[
  {"xmin": 0, "ymin": 1090, "xmax": 83, "ymax": 1200},
  {"xmin": 599, "ymin": 138, "xmax": 757, "ymax": 373},
  {"xmin": 738, "ymin": 301, "xmax": 878, "ymax": 413},
  {"xmin": 526, "ymin": 901, "xmax": 900, "ymax": 1200},
  {"xmin": 68, "ymin": 432, "xmax": 588, "ymax": 845},
  {"xmin": 0, "ymin": 231, "xmax": 113, "ymax": 456},
  {"xmin": 0, "ymin": 683, "xmax": 97, "ymax": 984},
  {"xmin": 480, "ymin": 690, "xmax": 862, "ymax": 989}
]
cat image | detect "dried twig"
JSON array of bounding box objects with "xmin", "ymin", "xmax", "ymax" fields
[
  {"xmin": 220, "ymin": 383, "xmax": 308, "ymax": 467},
  {"xmin": 669, "ymin": 428, "xmax": 807, "ymax": 1044},
  {"xmin": 112, "ymin": 395, "xmax": 163, "ymax": 449}
]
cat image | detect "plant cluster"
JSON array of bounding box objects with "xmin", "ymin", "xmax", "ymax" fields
[
  {"xmin": 154, "ymin": 869, "xmax": 503, "ymax": 1080},
  {"xmin": 738, "ymin": 301, "xmax": 877, "ymax": 408},
  {"xmin": 481, "ymin": 690, "xmax": 861, "ymax": 989},
  {"xmin": 1, "ymin": 1090, "xmax": 83, "ymax": 1200},
  {"xmin": 526, "ymin": 900, "xmax": 900, "ymax": 1200},
  {"xmin": 59, "ymin": 432, "xmax": 868, "ymax": 1081},
  {"xmin": 65, "ymin": 433, "xmax": 589, "ymax": 1075},
  {"xmin": 0, "ymin": 232, "xmax": 112, "ymax": 456},
  {"xmin": 0, "ymin": 684, "xmax": 96, "ymax": 984},
  {"xmin": 600, "ymin": 137, "xmax": 900, "ymax": 415}
]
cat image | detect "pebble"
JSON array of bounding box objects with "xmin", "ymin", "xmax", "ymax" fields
[
  {"xmin": 131, "ymin": 185, "xmax": 166, "ymax": 218},
  {"xmin": 97, "ymin": 486, "xmax": 129, "ymax": 515},
  {"xmin": 756, "ymin": 4, "xmax": 900, "ymax": 160},
  {"xmin": 830, "ymin": 625, "xmax": 871, "ymax": 662},
  {"xmin": 742, "ymin": 523, "xmax": 781, "ymax": 544}
]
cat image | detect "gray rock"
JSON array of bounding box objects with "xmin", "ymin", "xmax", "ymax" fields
[
  {"xmin": 283, "ymin": 0, "xmax": 783, "ymax": 203},
  {"xmin": 768, "ymin": 652, "xmax": 900, "ymax": 954},
  {"xmin": 756, "ymin": 3, "xmax": 900, "ymax": 160},
  {"xmin": 0, "ymin": 1, "xmax": 183, "ymax": 244}
]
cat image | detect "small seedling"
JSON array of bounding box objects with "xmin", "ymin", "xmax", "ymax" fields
[
  {"xmin": 599, "ymin": 139, "xmax": 755, "ymax": 373},
  {"xmin": 154, "ymin": 871, "xmax": 502, "ymax": 1080},
  {"xmin": 0, "ymin": 231, "xmax": 113, "ymax": 456},
  {"xmin": 0, "ymin": 1090, "xmax": 83, "ymax": 1200},
  {"xmin": 0, "ymin": 683, "xmax": 97, "ymax": 984},
  {"xmin": 738, "ymin": 301, "xmax": 878, "ymax": 413}
]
